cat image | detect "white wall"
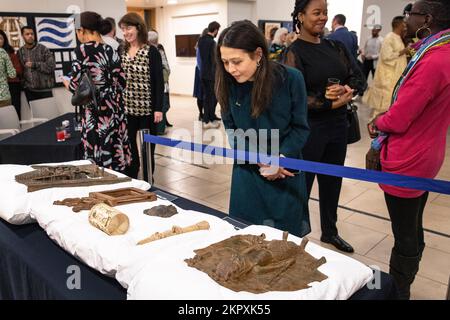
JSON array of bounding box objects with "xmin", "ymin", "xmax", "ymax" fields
[
  {"xmin": 155, "ymin": 0, "xmax": 228, "ymax": 95},
  {"xmin": 228, "ymin": 0, "xmax": 256, "ymax": 25},
  {"xmin": 0, "ymin": 0, "xmax": 85, "ymax": 13}
]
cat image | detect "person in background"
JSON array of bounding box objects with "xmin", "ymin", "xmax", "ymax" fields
[
  {"xmin": 363, "ymin": 16, "xmax": 409, "ymax": 119},
  {"xmin": 18, "ymin": 26, "xmax": 55, "ymax": 102},
  {"xmin": 193, "ymin": 28, "xmax": 209, "ymax": 121},
  {"xmin": 0, "ymin": 30, "xmax": 22, "ymax": 116},
  {"xmin": 0, "ymin": 46, "xmax": 16, "ymax": 107},
  {"xmin": 286, "ymin": 31, "xmax": 299, "ymax": 46},
  {"xmin": 217, "ymin": 20, "xmax": 311, "ymax": 237},
  {"xmin": 148, "ymin": 30, "xmax": 172, "ymax": 135},
  {"xmin": 368, "ymin": 0, "xmax": 450, "ymax": 299},
  {"xmin": 269, "ymin": 27, "xmax": 289, "ymax": 61},
  {"xmin": 327, "ymin": 14, "xmax": 359, "ymax": 60},
  {"xmin": 63, "ymin": 11, "xmax": 131, "ymax": 174},
  {"xmin": 361, "ymin": 24, "xmax": 383, "ymax": 80},
  {"xmin": 285, "ymin": 0, "xmax": 366, "ymax": 253},
  {"xmin": 119, "ymin": 13, "xmax": 164, "ymax": 180},
  {"xmin": 198, "ymin": 21, "xmax": 221, "ymax": 128},
  {"xmin": 103, "ymin": 17, "xmax": 125, "ymax": 56}
]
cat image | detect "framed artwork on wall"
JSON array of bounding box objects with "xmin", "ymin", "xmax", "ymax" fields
[
  {"xmin": 0, "ymin": 11, "xmax": 77, "ymax": 87},
  {"xmin": 175, "ymin": 34, "xmax": 199, "ymax": 57},
  {"xmin": 0, "ymin": 16, "xmax": 27, "ymax": 51}
]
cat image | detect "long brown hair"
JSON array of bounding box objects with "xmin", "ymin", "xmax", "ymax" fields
[
  {"xmin": 118, "ymin": 12, "xmax": 148, "ymax": 51},
  {"xmin": 215, "ymin": 20, "xmax": 277, "ymax": 118}
]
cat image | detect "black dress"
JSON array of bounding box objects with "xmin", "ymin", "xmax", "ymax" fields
[{"xmin": 285, "ymin": 38, "xmax": 366, "ymax": 238}]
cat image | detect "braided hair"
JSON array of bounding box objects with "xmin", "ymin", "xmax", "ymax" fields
[
  {"xmin": 421, "ymin": 0, "xmax": 450, "ymax": 29},
  {"xmin": 291, "ymin": 0, "xmax": 312, "ymax": 34}
]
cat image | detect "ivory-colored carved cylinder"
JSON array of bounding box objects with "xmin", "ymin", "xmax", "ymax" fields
[{"xmin": 89, "ymin": 203, "xmax": 129, "ymax": 236}]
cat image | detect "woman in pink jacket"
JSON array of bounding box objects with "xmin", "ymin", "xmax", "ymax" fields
[{"xmin": 369, "ymin": 0, "xmax": 450, "ymax": 299}]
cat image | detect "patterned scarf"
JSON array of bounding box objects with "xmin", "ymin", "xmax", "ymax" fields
[{"xmin": 372, "ymin": 28, "xmax": 450, "ymax": 151}]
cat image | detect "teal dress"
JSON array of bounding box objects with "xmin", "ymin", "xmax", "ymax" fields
[{"xmin": 222, "ymin": 66, "xmax": 311, "ymax": 237}]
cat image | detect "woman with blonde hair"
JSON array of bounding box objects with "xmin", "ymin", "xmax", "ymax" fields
[{"xmin": 269, "ymin": 27, "xmax": 289, "ymax": 61}]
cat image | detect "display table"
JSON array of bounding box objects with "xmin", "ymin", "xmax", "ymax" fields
[
  {"xmin": 0, "ymin": 187, "xmax": 397, "ymax": 300},
  {"xmin": 0, "ymin": 113, "xmax": 82, "ymax": 165}
]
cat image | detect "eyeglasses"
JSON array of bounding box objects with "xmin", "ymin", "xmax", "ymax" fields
[{"xmin": 404, "ymin": 11, "xmax": 427, "ymax": 18}]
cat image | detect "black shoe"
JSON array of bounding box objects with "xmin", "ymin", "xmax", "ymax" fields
[{"xmin": 321, "ymin": 235, "xmax": 354, "ymax": 253}]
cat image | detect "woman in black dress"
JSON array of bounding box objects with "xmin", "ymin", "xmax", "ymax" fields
[{"xmin": 285, "ymin": 0, "xmax": 366, "ymax": 253}]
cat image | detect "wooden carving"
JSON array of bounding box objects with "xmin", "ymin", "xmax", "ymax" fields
[
  {"xmin": 144, "ymin": 205, "xmax": 178, "ymax": 218},
  {"xmin": 54, "ymin": 197, "xmax": 104, "ymax": 212},
  {"xmin": 90, "ymin": 188, "xmax": 157, "ymax": 206},
  {"xmin": 185, "ymin": 232, "xmax": 328, "ymax": 293},
  {"xmin": 54, "ymin": 188, "xmax": 157, "ymax": 212},
  {"xmin": 15, "ymin": 164, "xmax": 131, "ymax": 192},
  {"xmin": 137, "ymin": 221, "xmax": 210, "ymax": 245}
]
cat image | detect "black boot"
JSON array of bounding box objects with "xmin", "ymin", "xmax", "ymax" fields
[{"xmin": 389, "ymin": 249, "xmax": 421, "ymax": 300}]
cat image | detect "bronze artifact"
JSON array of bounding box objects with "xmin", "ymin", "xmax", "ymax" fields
[
  {"xmin": 54, "ymin": 188, "xmax": 157, "ymax": 212},
  {"xmin": 54, "ymin": 197, "xmax": 104, "ymax": 212},
  {"xmin": 143, "ymin": 205, "xmax": 178, "ymax": 218},
  {"xmin": 89, "ymin": 203, "xmax": 129, "ymax": 236},
  {"xmin": 137, "ymin": 221, "xmax": 210, "ymax": 245},
  {"xmin": 89, "ymin": 187, "xmax": 157, "ymax": 206},
  {"xmin": 15, "ymin": 164, "xmax": 131, "ymax": 192},
  {"xmin": 185, "ymin": 232, "xmax": 328, "ymax": 293}
]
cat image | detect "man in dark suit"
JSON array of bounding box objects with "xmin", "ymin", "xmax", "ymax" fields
[
  {"xmin": 198, "ymin": 21, "xmax": 221, "ymax": 128},
  {"xmin": 327, "ymin": 14, "xmax": 358, "ymax": 60}
]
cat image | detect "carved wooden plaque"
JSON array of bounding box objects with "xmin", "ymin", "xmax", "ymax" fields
[{"xmin": 15, "ymin": 164, "xmax": 131, "ymax": 192}]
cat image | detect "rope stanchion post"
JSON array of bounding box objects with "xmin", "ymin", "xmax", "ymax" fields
[{"xmin": 138, "ymin": 129, "xmax": 153, "ymax": 184}]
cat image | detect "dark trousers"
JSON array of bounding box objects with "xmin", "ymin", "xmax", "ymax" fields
[
  {"xmin": 303, "ymin": 115, "xmax": 348, "ymax": 238},
  {"xmin": 8, "ymin": 83, "xmax": 22, "ymax": 119},
  {"xmin": 126, "ymin": 114, "xmax": 157, "ymax": 180},
  {"xmin": 384, "ymin": 191, "xmax": 429, "ymax": 299},
  {"xmin": 197, "ymin": 98, "xmax": 204, "ymax": 119},
  {"xmin": 24, "ymin": 88, "xmax": 53, "ymax": 102},
  {"xmin": 201, "ymin": 79, "xmax": 217, "ymax": 123},
  {"xmin": 363, "ymin": 59, "xmax": 376, "ymax": 80}
]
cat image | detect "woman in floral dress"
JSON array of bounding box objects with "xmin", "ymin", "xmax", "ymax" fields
[{"xmin": 64, "ymin": 11, "xmax": 131, "ymax": 173}]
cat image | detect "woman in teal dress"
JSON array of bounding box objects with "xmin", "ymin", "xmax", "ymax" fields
[{"xmin": 215, "ymin": 20, "xmax": 311, "ymax": 237}]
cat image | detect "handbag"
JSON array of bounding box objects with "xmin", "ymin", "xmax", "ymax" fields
[
  {"xmin": 365, "ymin": 147, "xmax": 381, "ymax": 171},
  {"xmin": 346, "ymin": 101, "xmax": 361, "ymax": 144},
  {"xmin": 71, "ymin": 69, "xmax": 98, "ymax": 108}
]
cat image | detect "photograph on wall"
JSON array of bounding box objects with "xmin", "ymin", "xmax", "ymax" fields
[
  {"xmin": 264, "ymin": 22, "xmax": 281, "ymax": 40},
  {"xmin": 0, "ymin": 16, "xmax": 28, "ymax": 51},
  {"xmin": 35, "ymin": 16, "xmax": 76, "ymax": 49}
]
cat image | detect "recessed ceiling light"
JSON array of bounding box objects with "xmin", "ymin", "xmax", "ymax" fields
[{"xmin": 167, "ymin": 0, "xmax": 178, "ymax": 4}]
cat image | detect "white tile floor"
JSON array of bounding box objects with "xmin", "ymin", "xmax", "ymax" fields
[{"xmin": 150, "ymin": 94, "xmax": 450, "ymax": 300}]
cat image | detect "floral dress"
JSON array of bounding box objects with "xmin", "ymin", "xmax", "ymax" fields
[{"xmin": 69, "ymin": 41, "xmax": 131, "ymax": 173}]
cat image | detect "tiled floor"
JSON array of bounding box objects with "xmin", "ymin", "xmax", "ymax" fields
[{"xmin": 150, "ymin": 94, "xmax": 449, "ymax": 300}]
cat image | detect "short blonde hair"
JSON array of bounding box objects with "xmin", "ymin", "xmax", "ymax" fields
[{"xmin": 273, "ymin": 27, "xmax": 288, "ymax": 45}]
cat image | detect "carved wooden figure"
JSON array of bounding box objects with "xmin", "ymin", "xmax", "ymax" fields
[{"xmin": 137, "ymin": 221, "xmax": 210, "ymax": 245}]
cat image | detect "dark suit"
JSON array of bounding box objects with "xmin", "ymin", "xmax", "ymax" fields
[
  {"xmin": 197, "ymin": 34, "xmax": 217, "ymax": 123},
  {"xmin": 327, "ymin": 27, "xmax": 358, "ymax": 60}
]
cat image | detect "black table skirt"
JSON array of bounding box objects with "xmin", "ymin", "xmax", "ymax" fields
[
  {"xmin": 0, "ymin": 187, "xmax": 397, "ymax": 300},
  {"xmin": 0, "ymin": 113, "xmax": 82, "ymax": 165}
]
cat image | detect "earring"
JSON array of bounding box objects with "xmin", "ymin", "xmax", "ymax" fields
[
  {"xmin": 257, "ymin": 60, "xmax": 261, "ymax": 67},
  {"xmin": 416, "ymin": 25, "xmax": 432, "ymax": 39}
]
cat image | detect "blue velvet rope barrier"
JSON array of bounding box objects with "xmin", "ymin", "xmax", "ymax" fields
[{"xmin": 144, "ymin": 134, "xmax": 450, "ymax": 195}]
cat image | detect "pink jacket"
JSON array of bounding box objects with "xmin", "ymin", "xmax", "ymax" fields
[{"xmin": 375, "ymin": 43, "xmax": 450, "ymax": 198}]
